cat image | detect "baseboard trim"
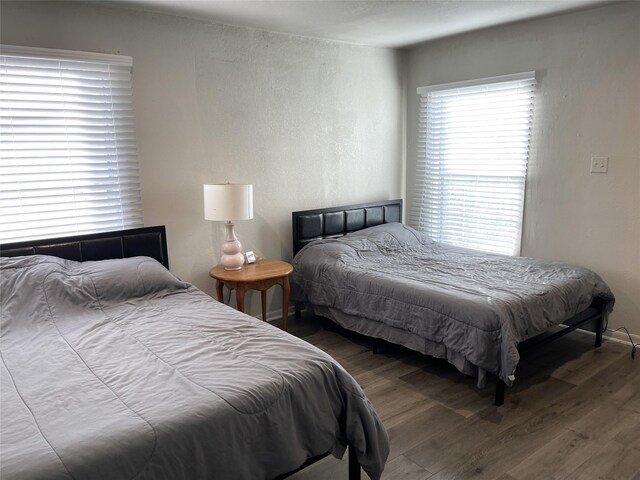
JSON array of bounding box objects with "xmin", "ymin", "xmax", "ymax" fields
[
  {"xmin": 256, "ymin": 305, "xmax": 296, "ymax": 324},
  {"xmin": 257, "ymin": 305, "xmax": 639, "ymax": 345}
]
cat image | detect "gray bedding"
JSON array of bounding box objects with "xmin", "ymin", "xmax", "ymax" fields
[
  {"xmin": 0, "ymin": 255, "xmax": 389, "ymax": 480},
  {"xmin": 292, "ymin": 223, "xmax": 614, "ymax": 386}
]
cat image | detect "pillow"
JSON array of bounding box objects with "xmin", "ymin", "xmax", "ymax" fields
[{"xmin": 80, "ymin": 256, "xmax": 189, "ymax": 303}]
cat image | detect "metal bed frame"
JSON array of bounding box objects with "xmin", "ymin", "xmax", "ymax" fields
[{"xmin": 291, "ymin": 199, "xmax": 607, "ymax": 406}]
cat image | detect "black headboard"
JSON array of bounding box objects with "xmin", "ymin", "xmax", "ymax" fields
[
  {"xmin": 0, "ymin": 226, "xmax": 169, "ymax": 269},
  {"xmin": 292, "ymin": 199, "xmax": 403, "ymax": 256}
]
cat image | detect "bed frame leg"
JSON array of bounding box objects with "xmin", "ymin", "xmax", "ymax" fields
[
  {"xmin": 592, "ymin": 297, "xmax": 607, "ymax": 348},
  {"xmin": 595, "ymin": 310, "xmax": 604, "ymax": 348},
  {"xmin": 348, "ymin": 446, "xmax": 360, "ymax": 480},
  {"xmin": 495, "ymin": 378, "xmax": 505, "ymax": 406},
  {"xmin": 294, "ymin": 302, "xmax": 302, "ymax": 319}
]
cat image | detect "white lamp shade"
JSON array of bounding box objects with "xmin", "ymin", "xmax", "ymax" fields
[{"xmin": 203, "ymin": 184, "xmax": 253, "ymax": 221}]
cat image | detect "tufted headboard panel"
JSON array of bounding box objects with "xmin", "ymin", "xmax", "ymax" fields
[
  {"xmin": 0, "ymin": 226, "xmax": 170, "ymax": 269},
  {"xmin": 292, "ymin": 199, "xmax": 403, "ymax": 256}
]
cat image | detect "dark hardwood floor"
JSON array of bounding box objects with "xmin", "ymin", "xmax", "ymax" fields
[{"xmin": 281, "ymin": 313, "xmax": 640, "ymax": 480}]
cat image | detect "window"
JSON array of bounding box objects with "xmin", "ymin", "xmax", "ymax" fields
[
  {"xmin": 410, "ymin": 72, "xmax": 536, "ymax": 256},
  {"xmin": 0, "ymin": 45, "xmax": 143, "ymax": 243}
]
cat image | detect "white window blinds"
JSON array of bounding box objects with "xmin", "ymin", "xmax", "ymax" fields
[
  {"xmin": 410, "ymin": 72, "xmax": 536, "ymax": 256},
  {"xmin": 0, "ymin": 45, "xmax": 143, "ymax": 243}
]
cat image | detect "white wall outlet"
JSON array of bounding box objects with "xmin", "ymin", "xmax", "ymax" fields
[{"xmin": 590, "ymin": 156, "xmax": 609, "ymax": 173}]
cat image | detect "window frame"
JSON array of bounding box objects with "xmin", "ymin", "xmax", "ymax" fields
[
  {"xmin": 410, "ymin": 71, "xmax": 537, "ymax": 256},
  {"xmin": 0, "ymin": 45, "xmax": 143, "ymax": 243}
]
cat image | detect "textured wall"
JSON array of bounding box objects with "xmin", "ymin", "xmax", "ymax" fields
[
  {"xmin": 1, "ymin": 1, "xmax": 405, "ymax": 316},
  {"xmin": 4, "ymin": 1, "xmax": 636, "ymax": 336},
  {"xmin": 406, "ymin": 3, "xmax": 640, "ymax": 334}
]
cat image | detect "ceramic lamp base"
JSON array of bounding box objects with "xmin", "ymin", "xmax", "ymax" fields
[{"xmin": 221, "ymin": 222, "xmax": 245, "ymax": 270}]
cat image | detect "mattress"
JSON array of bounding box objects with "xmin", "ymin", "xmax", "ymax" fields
[
  {"xmin": 0, "ymin": 255, "xmax": 389, "ymax": 480},
  {"xmin": 291, "ymin": 223, "xmax": 614, "ymax": 386}
]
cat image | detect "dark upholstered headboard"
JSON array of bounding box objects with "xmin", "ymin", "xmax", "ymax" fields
[
  {"xmin": 0, "ymin": 226, "xmax": 170, "ymax": 269},
  {"xmin": 292, "ymin": 199, "xmax": 403, "ymax": 256}
]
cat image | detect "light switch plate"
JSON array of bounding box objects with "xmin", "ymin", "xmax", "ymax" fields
[{"xmin": 590, "ymin": 157, "xmax": 609, "ymax": 173}]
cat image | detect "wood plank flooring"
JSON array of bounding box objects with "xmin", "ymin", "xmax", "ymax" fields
[{"xmin": 282, "ymin": 314, "xmax": 640, "ymax": 480}]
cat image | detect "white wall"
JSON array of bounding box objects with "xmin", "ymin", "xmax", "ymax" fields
[
  {"xmin": 406, "ymin": 3, "xmax": 640, "ymax": 334},
  {"xmin": 2, "ymin": 1, "xmax": 637, "ymax": 334},
  {"xmin": 1, "ymin": 1, "xmax": 404, "ymax": 316}
]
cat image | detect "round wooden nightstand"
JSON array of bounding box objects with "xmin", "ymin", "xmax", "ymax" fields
[{"xmin": 209, "ymin": 259, "xmax": 294, "ymax": 331}]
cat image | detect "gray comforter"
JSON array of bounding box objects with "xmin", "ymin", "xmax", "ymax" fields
[
  {"xmin": 292, "ymin": 223, "xmax": 614, "ymax": 386},
  {"xmin": 0, "ymin": 255, "xmax": 388, "ymax": 480}
]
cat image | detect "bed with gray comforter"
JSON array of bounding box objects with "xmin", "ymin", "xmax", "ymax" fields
[
  {"xmin": 292, "ymin": 223, "xmax": 614, "ymax": 387},
  {"xmin": 0, "ymin": 255, "xmax": 389, "ymax": 480}
]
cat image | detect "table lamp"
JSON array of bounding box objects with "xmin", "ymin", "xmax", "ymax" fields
[{"xmin": 203, "ymin": 183, "xmax": 253, "ymax": 270}]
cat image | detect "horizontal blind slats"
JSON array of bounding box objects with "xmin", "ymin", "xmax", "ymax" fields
[
  {"xmin": 0, "ymin": 219, "xmax": 144, "ymax": 243},
  {"xmin": 410, "ymin": 72, "xmax": 536, "ymax": 256},
  {"xmin": 0, "ymin": 47, "xmax": 143, "ymax": 243}
]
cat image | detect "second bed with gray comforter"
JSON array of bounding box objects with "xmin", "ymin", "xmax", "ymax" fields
[{"xmin": 292, "ymin": 223, "xmax": 614, "ymax": 387}]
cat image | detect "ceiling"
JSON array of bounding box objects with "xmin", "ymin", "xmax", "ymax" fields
[{"xmin": 102, "ymin": 0, "xmax": 612, "ymax": 48}]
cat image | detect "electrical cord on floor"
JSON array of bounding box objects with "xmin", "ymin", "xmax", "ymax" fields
[{"xmin": 612, "ymin": 327, "xmax": 638, "ymax": 360}]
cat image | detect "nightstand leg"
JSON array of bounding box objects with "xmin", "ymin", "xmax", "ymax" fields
[
  {"xmin": 236, "ymin": 286, "xmax": 247, "ymax": 313},
  {"xmin": 261, "ymin": 290, "xmax": 267, "ymax": 322},
  {"xmin": 215, "ymin": 280, "xmax": 224, "ymax": 303},
  {"xmin": 282, "ymin": 275, "xmax": 290, "ymax": 332}
]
